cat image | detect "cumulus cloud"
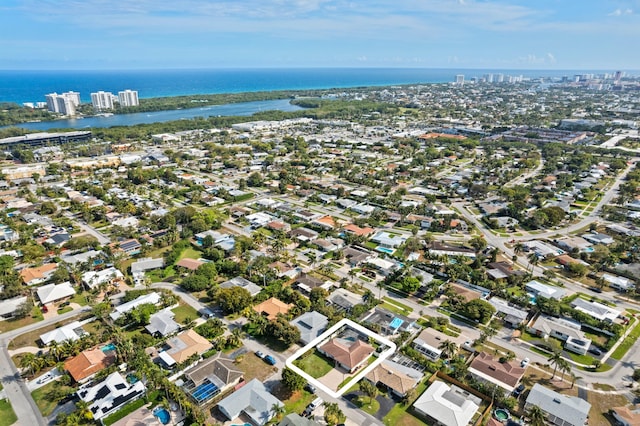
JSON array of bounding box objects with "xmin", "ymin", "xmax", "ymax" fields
[{"xmin": 608, "ymin": 8, "xmax": 633, "ymax": 16}]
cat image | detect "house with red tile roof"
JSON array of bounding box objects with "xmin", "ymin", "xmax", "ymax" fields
[{"xmin": 318, "ymin": 337, "xmax": 374, "ymax": 373}]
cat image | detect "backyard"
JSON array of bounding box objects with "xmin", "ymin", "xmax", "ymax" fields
[{"xmin": 293, "ymin": 350, "xmax": 334, "ymax": 379}]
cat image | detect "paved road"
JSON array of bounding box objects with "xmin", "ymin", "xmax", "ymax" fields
[
  {"xmin": 0, "ymin": 307, "xmax": 91, "ymax": 426},
  {"xmin": 63, "ymin": 212, "xmax": 111, "ymax": 245}
]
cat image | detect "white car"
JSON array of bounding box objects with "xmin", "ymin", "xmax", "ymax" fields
[
  {"xmin": 37, "ymin": 373, "xmax": 54, "ymax": 384},
  {"xmin": 521, "ymin": 357, "xmax": 530, "ymax": 368}
]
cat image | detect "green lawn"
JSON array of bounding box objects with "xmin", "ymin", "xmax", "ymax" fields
[
  {"xmin": 293, "ymin": 351, "xmax": 334, "ymax": 379},
  {"xmin": 0, "ymin": 306, "xmax": 44, "ymax": 333},
  {"xmin": 0, "ymin": 400, "xmax": 17, "ymax": 426},
  {"xmin": 177, "ymin": 247, "xmax": 202, "ymax": 261},
  {"xmin": 354, "ymin": 396, "xmax": 380, "ymax": 416},
  {"xmin": 611, "ymin": 318, "xmax": 640, "ymax": 360},
  {"xmin": 380, "ymin": 302, "xmax": 412, "ymax": 316},
  {"xmin": 383, "ymin": 379, "xmax": 429, "ymax": 426},
  {"xmin": 171, "ymin": 303, "xmax": 199, "ymax": 325},
  {"xmin": 31, "ymin": 381, "xmax": 76, "ymax": 416},
  {"xmin": 382, "ymin": 297, "xmax": 413, "ymax": 313}
]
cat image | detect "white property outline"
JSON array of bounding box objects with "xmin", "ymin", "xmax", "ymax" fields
[{"xmin": 285, "ymin": 318, "xmax": 397, "ymax": 398}]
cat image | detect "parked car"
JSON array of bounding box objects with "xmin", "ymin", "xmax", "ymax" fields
[
  {"xmin": 462, "ymin": 340, "xmax": 475, "ymax": 352},
  {"xmin": 304, "ymin": 383, "xmax": 317, "ymax": 394},
  {"xmin": 255, "ymin": 350, "xmax": 265, "ymax": 359},
  {"xmin": 589, "ymin": 347, "xmax": 602, "ymax": 356},
  {"xmin": 264, "ymin": 355, "xmax": 277, "ymax": 365},
  {"xmin": 37, "ymin": 372, "xmax": 54, "ymax": 384},
  {"xmin": 302, "ymin": 397, "xmax": 323, "ymax": 417},
  {"xmin": 521, "ymin": 357, "xmax": 530, "ymax": 368},
  {"xmin": 512, "ymin": 384, "xmax": 525, "ymax": 397}
]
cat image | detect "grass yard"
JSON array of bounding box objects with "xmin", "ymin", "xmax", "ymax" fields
[
  {"xmin": 271, "ymin": 384, "xmax": 316, "ymax": 416},
  {"xmin": 0, "ymin": 306, "xmax": 44, "ymax": 333},
  {"xmin": 380, "ymin": 302, "xmax": 412, "ymax": 316},
  {"xmin": 31, "ymin": 380, "xmax": 76, "ymax": 416},
  {"xmin": 235, "ymin": 352, "xmax": 278, "ymax": 383},
  {"xmin": 0, "ymin": 400, "xmax": 17, "ymax": 426},
  {"xmin": 382, "ymin": 297, "xmax": 413, "ymax": 313},
  {"xmin": 293, "ymin": 351, "xmax": 334, "ymax": 379},
  {"xmin": 171, "ymin": 302, "xmax": 199, "ymax": 325},
  {"xmin": 177, "ymin": 247, "xmax": 202, "ymax": 261},
  {"xmin": 611, "ymin": 318, "xmax": 640, "ymax": 360},
  {"xmin": 354, "ymin": 396, "xmax": 380, "ymax": 416},
  {"xmin": 587, "ymin": 391, "xmax": 628, "ymax": 426},
  {"xmin": 383, "ymin": 380, "xmax": 429, "ymax": 426}
]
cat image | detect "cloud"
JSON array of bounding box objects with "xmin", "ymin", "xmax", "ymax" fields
[
  {"xmin": 608, "ymin": 8, "xmax": 633, "ymax": 16},
  {"xmin": 546, "ymin": 52, "xmax": 556, "ymax": 63}
]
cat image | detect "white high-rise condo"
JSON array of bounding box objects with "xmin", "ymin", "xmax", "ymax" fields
[
  {"xmin": 91, "ymin": 91, "xmax": 115, "ymax": 110},
  {"xmin": 118, "ymin": 90, "xmax": 139, "ymax": 107},
  {"xmin": 62, "ymin": 91, "xmax": 81, "ymax": 107},
  {"xmin": 44, "ymin": 92, "xmax": 76, "ymax": 116}
]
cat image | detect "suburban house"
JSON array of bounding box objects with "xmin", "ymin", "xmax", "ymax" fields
[
  {"xmin": 525, "ymin": 383, "xmax": 591, "ymax": 426},
  {"xmin": 370, "ymin": 231, "xmax": 407, "ymax": 248},
  {"xmin": 525, "ymin": 280, "xmax": 567, "ymax": 300},
  {"xmin": 412, "ymin": 328, "xmax": 466, "ymax": 361},
  {"xmin": 488, "ymin": 297, "xmax": 529, "ymax": 328},
  {"xmin": 363, "ymin": 307, "xmax": 418, "ymax": 335},
  {"xmin": 159, "ymin": 329, "xmax": 213, "ymax": 367},
  {"xmin": 570, "ymin": 298, "xmax": 621, "ymax": 322},
  {"xmin": 82, "ymin": 267, "xmax": 125, "ymax": 290},
  {"xmin": 130, "ymin": 257, "xmax": 164, "ymax": 286},
  {"xmin": 364, "ymin": 359, "xmax": 423, "ymax": 398},
  {"xmin": 468, "ymin": 352, "xmax": 525, "ymax": 392},
  {"xmin": 145, "ymin": 307, "xmax": 181, "ymax": 337},
  {"xmin": 182, "ymin": 353, "xmax": 243, "ymax": 405},
  {"xmin": 611, "ymin": 405, "xmax": 640, "ymax": 426},
  {"xmin": 253, "ymin": 297, "xmax": 293, "ymax": 321},
  {"xmin": 36, "ymin": 281, "xmax": 76, "ymax": 306},
  {"xmin": 327, "ymin": 288, "xmax": 364, "ymax": 312},
  {"xmin": 19, "ymin": 263, "xmax": 58, "ymax": 285},
  {"xmin": 77, "ymin": 371, "xmax": 146, "ymax": 421},
  {"xmin": 528, "ymin": 315, "xmax": 592, "ymax": 355},
  {"xmin": 343, "ymin": 246, "xmax": 372, "ymax": 266},
  {"xmin": 220, "ymin": 276, "xmax": 262, "ymax": 297},
  {"xmin": 294, "ymin": 273, "xmax": 333, "ymax": 294},
  {"xmin": 277, "ymin": 413, "xmax": 323, "ymax": 426},
  {"xmin": 289, "ymin": 227, "xmax": 319, "ymax": 242},
  {"xmin": 602, "ymin": 273, "xmax": 635, "ymax": 292},
  {"xmin": 318, "ymin": 337, "xmax": 375, "ymax": 373},
  {"xmin": 217, "ymin": 378, "xmax": 284, "ymax": 426},
  {"xmin": 291, "ymin": 311, "xmax": 329, "ymax": 345},
  {"xmin": 343, "ymin": 224, "xmax": 375, "ymax": 238},
  {"xmin": 412, "ymin": 380, "xmax": 481, "ymax": 426},
  {"xmin": 175, "ymin": 258, "xmax": 204, "ymax": 271},
  {"xmin": 110, "ymin": 238, "xmax": 142, "ymax": 257},
  {"xmin": 40, "ymin": 321, "xmax": 87, "ymax": 345},
  {"xmin": 65, "ymin": 347, "xmax": 117, "ymax": 382},
  {"xmin": 427, "ymin": 242, "xmax": 476, "ymax": 258},
  {"xmin": 0, "ymin": 296, "xmax": 28, "ymax": 320},
  {"xmin": 110, "ymin": 292, "xmax": 162, "ymax": 321}
]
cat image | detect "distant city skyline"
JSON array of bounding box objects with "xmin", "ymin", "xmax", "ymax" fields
[{"xmin": 1, "ymin": 0, "xmax": 639, "ymax": 70}]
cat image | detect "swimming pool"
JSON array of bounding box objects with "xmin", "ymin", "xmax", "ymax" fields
[
  {"xmin": 153, "ymin": 407, "xmax": 171, "ymax": 425},
  {"xmin": 376, "ymin": 246, "xmax": 394, "ymax": 254},
  {"xmin": 101, "ymin": 343, "xmax": 116, "ymax": 352}
]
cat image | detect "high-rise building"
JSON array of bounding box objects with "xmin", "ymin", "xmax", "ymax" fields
[
  {"xmin": 45, "ymin": 92, "xmax": 76, "ymax": 116},
  {"xmin": 455, "ymin": 74, "xmax": 465, "ymax": 86},
  {"xmin": 91, "ymin": 91, "xmax": 115, "ymax": 110},
  {"xmin": 118, "ymin": 90, "xmax": 139, "ymax": 107},
  {"xmin": 62, "ymin": 91, "xmax": 81, "ymax": 107}
]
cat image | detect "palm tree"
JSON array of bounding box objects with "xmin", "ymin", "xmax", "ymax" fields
[
  {"xmin": 528, "ymin": 252, "xmax": 540, "ymax": 273},
  {"xmin": 19, "ymin": 353, "xmax": 42, "ymax": 376},
  {"xmin": 547, "ymin": 350, "xmax": 563, "ymax": 379},
  {"xmin": 438, "ymin": 339, "xmax": 458, "ymax": 359},
  {"xmin": 558, "ymin": 357, "xmax": 571, "ymax": 380},
  {"xmin": 376, "ymin": 280, "xmax": 385, "ymax": 299},
  {"xmin": 271, "ymin": 403, "xmax": 285, "ymax": 421},
  {"xmin": 527, "ymin": 405, "xmax": 546, "ymax": 426},
  {"xmin": 513, "ymin": 242, "xmax": 524, "ymax": 256},
  {"xmin": 571, "ymin": 374, "xmax": 582, "ymax": 389}
]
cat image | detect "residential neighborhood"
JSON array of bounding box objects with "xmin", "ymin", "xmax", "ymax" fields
[{"xmin": 2, "ymin": 76, "xmax": 640, "ymax": 426}]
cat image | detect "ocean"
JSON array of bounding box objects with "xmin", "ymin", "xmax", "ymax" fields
[{"xmin": 0, "ymin": 68, "xmax": 598, "ymax": 105}]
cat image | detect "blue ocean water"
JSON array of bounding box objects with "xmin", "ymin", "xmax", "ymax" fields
[{"xmin": 0, "ymin": 68, "xmax": 597, "ymax": 105}]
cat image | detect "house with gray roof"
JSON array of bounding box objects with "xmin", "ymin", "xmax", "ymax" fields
[
  {"xmin": 145, "ymin": 308, "xmax": 180, "ymax": 337},
  {"xmin": 291, "ymin": 311, "xmax": 328, "ymax": 345},
  {"xmin": 36, "ymin": 281, "xmax": 76, "ymax": 305},
  {"xmin": 183, "ymin": 352, "xmax": 243, "ymax": 405},
  {"xmin": 220, "ymin": 276, "xmax": 261, "ymax": 297},
  {"xmin": 217, "ymin": 378, "xmax": 284, "ymax": 426},
  {"xmin": 525, "ymin": 383, "xmax": 590, "ymax": 426},
  {"xmin": 0, "ymin": 296, "xmax": 28, "ymax": 320},
  {"xmin": 40, "ymin": 321, "xmax": 87, "ymax": 345}
]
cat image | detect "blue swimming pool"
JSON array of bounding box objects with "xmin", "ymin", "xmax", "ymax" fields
[
  {"xmin": 376, "ymin": 246, "xmax": 394, "ymax": 254},
  {"xmin": 101, "ymin": 343, "xmax": 116, "ymax": 352},
  {"xmin": 153, "ymin": 407, "xmax": 171, "ymax": 425}
]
